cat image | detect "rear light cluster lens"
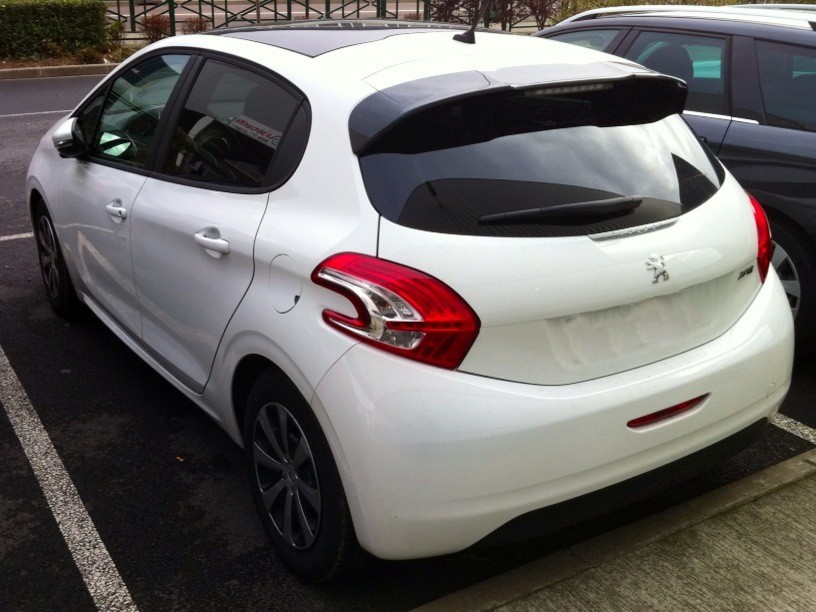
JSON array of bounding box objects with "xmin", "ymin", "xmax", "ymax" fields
[
  {"xmin": 311, "ymin": 253, "xmax": 480, "ymax": 369},
  {"xmin": 749, "ymin": 193, "xmax": 772, "ymax": 284}
]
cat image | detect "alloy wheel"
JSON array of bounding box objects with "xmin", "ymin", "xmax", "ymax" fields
[
  {"xmin": 252, "ymin": 402, "xmax": 321, "ymax": 550},
  {"xmin": 37, "ymin": 214, "xmax": 60, "ymax": 299},
  {"xmin": 772, "ymin": 240, "xmax": 801, "ymax": 318}
]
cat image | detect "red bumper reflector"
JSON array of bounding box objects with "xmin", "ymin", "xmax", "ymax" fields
[{"xmin": 627, "ymin": 395, "xmax": 709, "ymax": 429}]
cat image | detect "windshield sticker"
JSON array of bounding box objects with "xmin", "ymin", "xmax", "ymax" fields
[{"xmin": 229, "ymin": 115, "xmax": 281, "ymax": 148}]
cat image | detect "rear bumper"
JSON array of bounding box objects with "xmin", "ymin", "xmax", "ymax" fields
[
  {"xmin": 312, "ymin": 270, "xmax": 793, "ymax": 560},
  {"xmin": 475, "ymin": 417, "xmax": 767, "ymax": 548}
]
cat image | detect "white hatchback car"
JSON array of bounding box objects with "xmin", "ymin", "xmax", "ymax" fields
[{"xmin": 28, "ymin": 20, "xmax": 793, "ymax": 581}]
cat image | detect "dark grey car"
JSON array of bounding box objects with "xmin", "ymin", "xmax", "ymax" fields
[{"xmin": 537, "ymin": 5, "xmax": 816, "ymax": 349}]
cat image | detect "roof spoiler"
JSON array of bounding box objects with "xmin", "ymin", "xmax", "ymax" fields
[{"xmin": 349, "ymin": 70, "xmax": 687, "ymax": 155}]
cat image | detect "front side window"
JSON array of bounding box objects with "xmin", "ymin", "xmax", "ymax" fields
[
  {"xmin": 162, "ymin": 59, "xmax": 300, "ymax": 188},
  {"xmin": 625, "ymin": 31, "xmax": 728, "ymax": 115},
  {"xmin": 756, "ymin": 40, "xmax": 816, "ymax": 131},
  {"xmin": 90, "ymin": 54, "xmax": 190, "ymax": 168},
  {"xmin": 358, "ymin": 85, "xmax": 722, "ymax": 237}
]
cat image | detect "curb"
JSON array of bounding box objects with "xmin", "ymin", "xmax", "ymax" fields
[
  {"xmin": 413, "ymin": 448, "xmax": 816, "ymax": 612},
  {"xmin": 0, "ymin": 63, "xmax": 119, "ymax": 81}
]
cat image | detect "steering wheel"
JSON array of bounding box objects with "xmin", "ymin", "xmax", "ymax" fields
[
  {"xmin": 98, "ymin": 130, "xmax": 139, "ymax": 158},
  {"xmin": 198, "ymin": 122, "xmax": 243, "ymax": 159}
]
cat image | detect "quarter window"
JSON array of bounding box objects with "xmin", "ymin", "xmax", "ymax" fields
[
  {"xmin": 163, "ymin": 59, "xmax": 300, "ymax": 188},
  {"xmin": 756, "ymin": 41, "xmax": 816, "ymax": 132},
  {"xmin": 625, "ymin": 32, "xmax": 728, "ymax": 115},
  {"xmin": 90, "ymin": 54, "xmax": 190, "ymax": 168}
]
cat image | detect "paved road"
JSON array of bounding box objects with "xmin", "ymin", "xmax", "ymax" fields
[
  {"xmin": 0, "ymin": 75, "xmax": 101, "ymax": 116},
  {"xmin": 0, "ymin": 75, "xmax": 814, "ymax": 610}
]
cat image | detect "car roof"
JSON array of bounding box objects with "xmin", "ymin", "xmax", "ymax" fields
[
  {"xmin": 150, "ymin": 20, "xmax": 650, "ymax": 96},
  {"xmin": 136, "ymin": 19, "xmax": 685, "ymax": 144},
  {"xmin": 558, "ymin": 4, "xmax": 816, "ymax": 31},
  {"xmin": 209, "ymin": 19, "xmax": 478, "ymax": 58}
]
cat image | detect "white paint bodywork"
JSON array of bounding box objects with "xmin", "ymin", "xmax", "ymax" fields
[
  {"xmin": 26, "ymin": 29, "xmax": 795, "ymax": 560},
  {"xmin": 315, "ymin": 270, "xmax": 792, "ymax": 558},
  {"xmin": 130, "ymin": 178, "xmax": 269, "ymax": 392},
  {"xmin": 379, "ymin": 173, "xmax": 763, "ymax": 385}
]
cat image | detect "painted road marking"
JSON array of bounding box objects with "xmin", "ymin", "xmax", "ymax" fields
[
  {"xmin": 0, "ymin": 109, "xmax": 70, "ymax": 119},
  {"xmin": 0, "ymin": 232, "xmax": 34, "ymax": 242},
  {"xmin": 772, "ymin": 413, "xmax": 816, "ymax": 445},
  {"xmin": 0, "ymin": 344, "xmax": 138, "ymax": 611}
]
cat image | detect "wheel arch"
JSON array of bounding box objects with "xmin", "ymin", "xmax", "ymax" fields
[
  {"xmin": 763, "ymin": 207, "xmax": 816, "ymax": 251},
  {"xmin": 748, "ymin": 189, "xmax": 816, "ymax": 247},
  {"xmin": 230, "ymin": 352, "xmax": 329, "ymax": 442},
  {"xmin": 28, "ymin": 187, "xmax": 46, "ymax": 229},
  {"xmin": 232, "ymin": 354, "xmax": 280, "ymax": 434}
]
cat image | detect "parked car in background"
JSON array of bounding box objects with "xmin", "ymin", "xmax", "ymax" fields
[
  {"xmin": 537, "ymin": 5, "xmax": 816, "ymax": 348},
  {"xmin": 28, "ymin": 20, "xmax": 793, "ymax": 581}
]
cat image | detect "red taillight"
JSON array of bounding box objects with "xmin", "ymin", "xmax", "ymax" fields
[
  {"xmin": 311, "ymin": 253, "xmax": 480, "ymax": 369},
  {"xmin": 749, "ymin": 194, "xmax": 772, "ymax": 284},
  {"xmin": 627, "ymin": 394, "xmax": 708, "ymax": 429}
]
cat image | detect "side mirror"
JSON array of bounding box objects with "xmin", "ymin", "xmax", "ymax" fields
[{"xmin": 52, "ymin": 117, "xmax": 88, "ymax": 158}]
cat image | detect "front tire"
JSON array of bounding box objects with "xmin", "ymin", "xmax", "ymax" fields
[
  {"xmin": 33, "ymin": 201, "xmax": 81, "ymax": 318},
  {"xmin": 242, "ymin": 369, "xmax": 362, "ymax": 582}
]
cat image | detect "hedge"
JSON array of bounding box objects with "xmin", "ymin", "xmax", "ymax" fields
[{"xmin": 0, "ymin": 0, "xmax": 109, "ymax": 58}]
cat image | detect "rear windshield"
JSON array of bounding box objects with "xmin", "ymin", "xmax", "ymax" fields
[{"xmin": 358, "ymin": 87, "xmax": 723, "ymax": 237}]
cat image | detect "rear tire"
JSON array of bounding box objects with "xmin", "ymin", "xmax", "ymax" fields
[
  {"xmin": 33, "ymin": 201, "xmax": 81, "ymax": 318},
  {"xmin": 770, "ymin": 216, "xmax": 816, "ymax": 352},
  {"xmin": 242, "ymin": 369, "xmax": 362, "ymax": 582}
]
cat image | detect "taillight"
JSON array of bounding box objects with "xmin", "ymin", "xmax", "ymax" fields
[
  {"xmin": 311, "ymin": 253, "xmax": 480, "ymax": 369},
  {"xmin": 749, "ymin": 194, "xmax": 772, "ymax": 283}
]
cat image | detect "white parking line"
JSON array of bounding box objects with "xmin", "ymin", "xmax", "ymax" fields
[
  {"xmin": 0, "ymin": 232, "xmax": 34, "ymax": 242},
  {"xmin": 0, "ymin": 109, "xmax": 70, "ymax": 119},
  {"xmin": 0, "ymin": 344, "xmax": 138, "ymax": 611},
  {"xmin": 772, "ymin": 413, "xmax": 816, "ymax": 445}
]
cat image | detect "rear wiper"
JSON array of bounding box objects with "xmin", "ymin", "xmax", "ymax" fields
[{"xmin": 478, "ymin": 195, "xmax": 642, "ymax": 225}]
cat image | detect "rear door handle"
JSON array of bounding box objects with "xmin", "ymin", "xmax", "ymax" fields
[
  {"xmin": 105, "ymin": 199, "xmax": 127, "ymax": 222},
  {"xmin": 194, "ymin": 228, "xmax": 230, "ymax": 256}
]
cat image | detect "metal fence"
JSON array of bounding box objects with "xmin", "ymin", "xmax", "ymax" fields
[
  {"xmin": 109, "ymin": 0, "xmax": 432, "ymax": 35},
  {"xmin": 106, "ymin": 0, "xmax": 537, "ymax": 37}
]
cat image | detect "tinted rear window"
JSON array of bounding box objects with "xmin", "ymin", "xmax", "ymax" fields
[{"xmin": 358, "ymin": 86, "xmax": 722, "ymax": 237}]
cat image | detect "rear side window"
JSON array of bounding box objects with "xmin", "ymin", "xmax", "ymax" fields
[
  {"xmin": 756, "ymin": 40, "xmax": 816, "ymax": 132},
  {"xmin": 163, "ymin": 59, "xmax": 300, "ymax": 187},
  {"xmin": 625, "ymin": 31, "xmax": 728, "ymax": 116},
  {"xmin": 358, "ymin": 86, "xmax": 722, "ymax": 238},
  {"xmin": 548, "ymin": 29, "xmax": 623, "ymax": 52}
]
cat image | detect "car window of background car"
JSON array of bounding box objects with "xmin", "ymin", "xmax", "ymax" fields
[
  {"xmin": 162, "ymin": 59, "xmax": 299, "ymax": 188},
  {"xmin": 624, "ymin": 32, "xmax": 728, "ymax": 116},
  {"xmin": 547, "ymin": 29, "xmax": 623, "ymax": 52},
  {"xmin": 755, "ymin": 40, "xmax": 816, "ymax": 132},
  {"xmin": 90, "ymin": 54, "xmax": 190, "ymax": 168}
]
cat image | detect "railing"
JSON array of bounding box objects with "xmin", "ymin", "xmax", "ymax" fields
[
  {"xmin": 106, "ymin": 0, "xmax": 537, "ymax": 37},
  {"xmin": 108, "ymin": 0, "xmax": 433, "ymax": 34}
]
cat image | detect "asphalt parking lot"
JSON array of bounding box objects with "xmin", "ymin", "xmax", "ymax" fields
[{"xmin": 1, "ymin": 75, "xmax": 815, "ymax": 610}]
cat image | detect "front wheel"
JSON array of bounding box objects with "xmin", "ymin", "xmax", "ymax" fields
[
  {"xmin": 242, "ymin": 369, "xmax": 362, "ymax": 582},
  {"xmin": 34, "ymin": 201, "xmax": 81, "ymax": 318}
]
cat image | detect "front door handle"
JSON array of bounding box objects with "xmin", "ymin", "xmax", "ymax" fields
[
  {"xmin": 194, "ymin": 228, "xmax": 230, "ymax": 257},
  {"xmin": 105, "ymin": 199, "xmax": 127, "ymax": 222}
]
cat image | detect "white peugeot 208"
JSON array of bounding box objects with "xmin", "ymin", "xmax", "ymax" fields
[{"xmin": 27, "ymin": 20, "xmax": 793, "ymax": 581}]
